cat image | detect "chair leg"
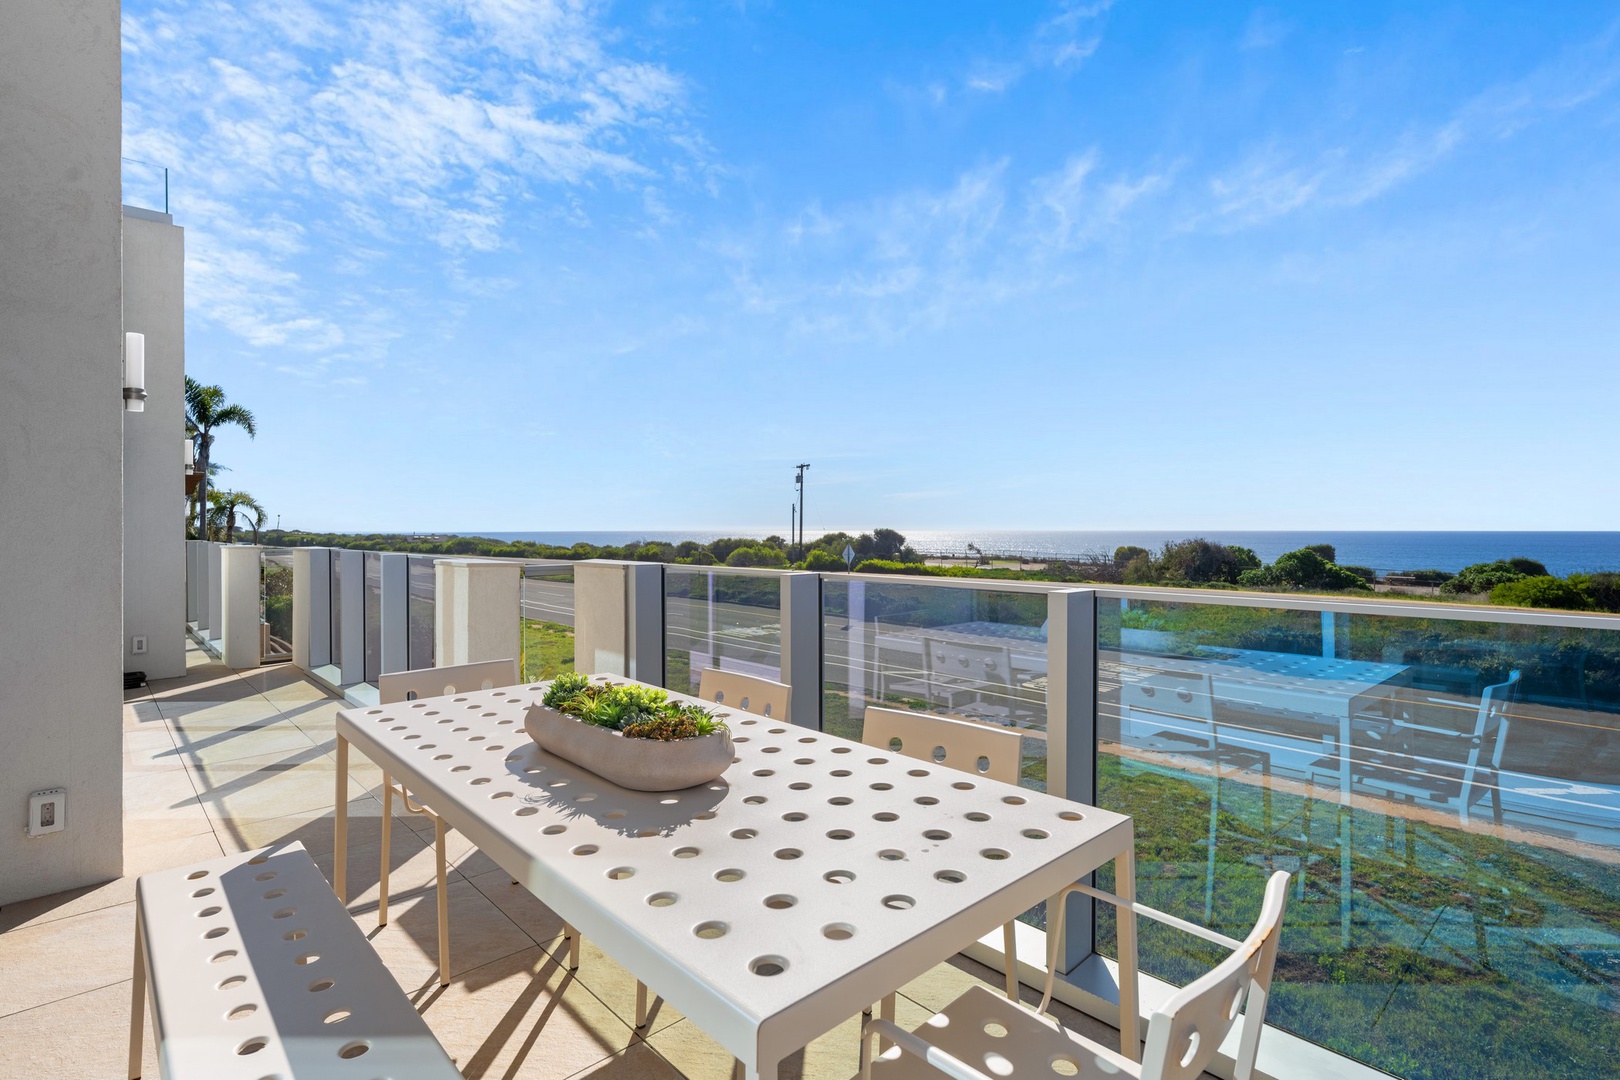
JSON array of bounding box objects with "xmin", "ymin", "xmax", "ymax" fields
[
  {"xmin": 563, "ymin": 922, "xmax": 581, "ymax": 970},
  {"xmin": 1001, "ymin": 920, "xmax": 1019, "ymax": 999},
  {"xmin": 128, "ymin": 910, "xmax": 146, "ymax": 1080},
  {"xmin": 333, "ymin": 734, "xmax": 349, "ymax": 904},
  {"xmin": 435, "ymin": 815, "xmax": 450, "ymax": 986},
  {"xmin": 879, "ymin": 992, "xmax": 895, "ymax": 1052},
  {"xmin": 378, "ymin": 773, "xmax": 393, "ymax": 927},
  {"xmin": 635, "ymin": 980, "xmax": 650, "ymax": 1029}
]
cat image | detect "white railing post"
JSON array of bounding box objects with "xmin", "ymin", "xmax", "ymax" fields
[
  {"xmin": 380, "ymin": 552, "xmax": 409, "ymax": 675},
  {"xmin": 338, "ymin": 549, "xmax": 365, "ymax": 685},
  {"xmin": 219, "ymin": 545, "xmax": 263, "ymax": 670},
  {"xmin": 780, "ymin": 571, "xmax": 821, "ymax": 729},
  {"xmin": 292, "ymin": 548, "xmax": 331, "ymax": 672},
  {"xmin": 205, "ymin": 542, "xmax": 224, "ymax": 651},
  {"xmin": 574, "ymin": 560, "xmax": 630, "ymax": 677},
  {"xmin": 1047, "ymin": 587, "xmax": 1098, "ymax": 973},
  {"xmin": 433, "ymin": 559, "xmax": 521, "ymax": 668},
  {"xmin": 185, "ymin": 539, "xmax": 203, "ymax": 626}
]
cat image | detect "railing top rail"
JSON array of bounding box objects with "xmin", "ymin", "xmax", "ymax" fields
[{"xmin": 819, "ymin": 570, "xmax": 1068, "ymax": 596}]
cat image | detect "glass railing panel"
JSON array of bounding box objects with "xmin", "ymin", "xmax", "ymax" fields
[
  {"xmin": 664, "ymin": 567, "xmax": 783, "ymax": 698},
  {"xmin": 407, "ymin": 556, "xmax": 436, "ymax": 671},
  {"xmin": 521, "ymin": 562, "xmax": 575, "ymax": 682},
  {"xmin": 259, "ymin": 549, "xmax": 293, "ymax": 663},
  {"xmin": 1089, "ymin": 593, "xmax": 1620, "ymax": 1080},
  {"xmin": 328, "ymin": 552, "xmax": 343, "ymax": 668},
  {"xmin": 362, "ymin": 552, "xmax": 382, "ymax": 684}
]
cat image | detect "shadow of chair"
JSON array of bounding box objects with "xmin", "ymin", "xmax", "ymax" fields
[{"xmin": 1121, "ymin": 668, "xmax": 1273, "ymax": 922}]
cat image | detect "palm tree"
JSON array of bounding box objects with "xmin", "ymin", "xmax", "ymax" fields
[
  {"xmin": 207, "ymin": 490, "xmax": 267, "ymax": 544},
  {"xmin": 186, "ymin": 377, "xmax": 257, "ymax": 540}
]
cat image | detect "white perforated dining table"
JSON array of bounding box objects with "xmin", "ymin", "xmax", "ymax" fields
[{"xmin": 332, "ymin": 677, "xmax": 1139, "ymax": 1080}]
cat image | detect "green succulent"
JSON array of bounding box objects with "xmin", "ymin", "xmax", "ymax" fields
[{"xmin": 541, "ymin": 676, "xmax": 726, "ymax": 741}]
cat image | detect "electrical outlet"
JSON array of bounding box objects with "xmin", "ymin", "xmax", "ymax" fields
[
  {"xmin": 27, "ymin": 789, "xmax": 66, "ymax": 837},
  {"xmin": 131, "ymin": 635, "xmax": 148, "ymax": 655}
]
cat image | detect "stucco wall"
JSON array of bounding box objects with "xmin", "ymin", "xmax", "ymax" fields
[
  {"xmin": 0, "ymin": 0, "xmax": 125, "ymax": 904},
  {"xmin": 122, "ymin": 211, "xmax": 186, "ymax": 680}
]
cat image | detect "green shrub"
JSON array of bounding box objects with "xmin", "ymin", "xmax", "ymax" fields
[
  {"xmin": 1268, "ymin": 548, "xmax": 1372, "ymax": 591},
  {"xmin": 1569, "ymin": 572, "xmax": 1620, "ymax": 613},
  {"xmin": 1304, "ymin": 543, "xmax": 1337, "ymax": 562},
  {"xmin": 1341, "ymin": 565, "xmax": 1377, "ymax": 584},
  {"xmin": 1490, "ymin": 576, "xmax": 1592, "ymax": 611},
  {"xmin": 1508, "ymin": 557, "xmax": 1550, "ymax": 577},
  {"xmin": 852, "ymin": 558, "xmax": 938, "ymax": 575},
  {"xmin": 1114, "ymin": 545, "xmax": 1148, "ymax": 568},
  {"xmin": 1396, "ymin": 568, "xmax": 1454, "ymax": 585},
  {"xmin": 724, "ymin": 544, "xmax": 789, "ymax": 568},
  {"xmin": 802, "ymin": 549, "xmax": 846, "ymax": 572},
  {"xmin": 1442, "ymin": 561, "xmax": 1529, "ymax": 595}
]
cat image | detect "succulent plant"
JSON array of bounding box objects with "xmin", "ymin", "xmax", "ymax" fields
[{"xmin": 541, "ymin": 675, "xmax": 726, "ymax": 741}]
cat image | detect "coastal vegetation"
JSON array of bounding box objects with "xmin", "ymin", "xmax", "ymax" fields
[{"xmin": 255, "ymin": 527, "xmax": 1620, "ymax": 614}]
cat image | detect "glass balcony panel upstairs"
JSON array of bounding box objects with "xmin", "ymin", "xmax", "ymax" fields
[
  {"xmin": 407, "ymin": 556, "xmax": 436, "ymax": 671},
  {"xmin": 1089, "ymin": 593, "xmax": 1620, "ymax": 1080},
  {"xmin": 521, "ymin": 562, "xmax": 576, "ymax": 682},
  {"xmin": 664, "ymin": 567, "xmax": 783, "ymax": 698}
]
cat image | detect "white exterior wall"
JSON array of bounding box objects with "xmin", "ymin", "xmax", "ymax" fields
[
  {"xmin": 122, "ymin": 210, "xmax": 186, "ymax": 679},
  {"xmin": 0, "ymin": 0, "xmax": 125, "ymax": 904}
]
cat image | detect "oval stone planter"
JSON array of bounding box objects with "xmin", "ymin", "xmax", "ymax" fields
[{"xmin": 523, "ymin": 703, "xmax": 734, "ymax": 792}]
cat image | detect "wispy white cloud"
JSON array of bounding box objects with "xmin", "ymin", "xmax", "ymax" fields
[
  {"xmin": 1240, "ymin": 9, "xmax": 1289, "ymax": 51},
  {"xmin": 123, "ymin": 0, "xmax": 706, "ymax": 369},
  {"xmin": 953, "ymin": 0, "xmax": 1113, "ymax": 98}
]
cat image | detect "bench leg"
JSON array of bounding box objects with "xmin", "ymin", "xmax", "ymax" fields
[
  {"xmin": 128, "ymin": 910, "xmax": 146, "ymax": 1080},
  {"xmin": 435, "ymin": 815, "xmax": 450, "ymax": 986},
  {"xmin": 333, "ymin": 734, "xmax": 349, "ymax": 904},
  {"xmin": 1002, "ymin": 920, "xmax": 1019, "ymax": 999},
  {"xmin": 379, "ymin": 772, "xmax": 393, "ymax": 927}
]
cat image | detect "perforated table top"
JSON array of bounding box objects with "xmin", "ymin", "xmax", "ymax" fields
[{"xmin": 335, "ymin": 677, "xmax": 1133, "ymax": 1078}]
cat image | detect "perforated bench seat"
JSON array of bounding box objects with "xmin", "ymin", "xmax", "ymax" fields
[{"xmin": 129, "ymin": 842, "xmax": 461, "ymax": 1079}]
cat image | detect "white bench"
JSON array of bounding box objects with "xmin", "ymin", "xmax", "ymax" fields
[{"xmin": 129, "ymin": 842, "xmax": 462, "ymax": 1079}]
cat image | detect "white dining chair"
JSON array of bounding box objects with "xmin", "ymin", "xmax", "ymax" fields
[
  {"xmin": 862, "ymin": 870, "xmax": 1292, "ymax": 1080},
  {"xmin": 697, "ymin": 666, "xmax": 792, "ymax": 721}
]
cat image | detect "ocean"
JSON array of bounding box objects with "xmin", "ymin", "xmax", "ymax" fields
[{"xmin": 473, "ymin": 530, "xmax": 1620, "ymax": 577}]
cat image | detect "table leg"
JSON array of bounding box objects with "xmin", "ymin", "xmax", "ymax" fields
[
  {"xmin": 436, "ymin": 815, "xmax": 451, "ymax": 986},
  {"xmin": 127, "ymin": 909, "xmax": 145, "ymax": 1080},
  {"xmin": 379, "ymin": 772, "xmax": 393, "ymax": 927},
  {"xmin": 635, "ymin": 980, "xmax": 649, "ymax": 1029},
  {"xmin": 1115, "ymin": 844, "xmax": 1140, "ymax": 1061},
  {"xmin": 333, "ymin": 734, "xmax": 349, "ymax": 904}
]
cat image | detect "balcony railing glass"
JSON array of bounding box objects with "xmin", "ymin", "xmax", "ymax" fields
[
  {"xmin": 1087, "ymin": 591, "xmax": 1620, "ymax": 1080},
  {"xmin": 664, "ymin": 567, "xmax": 783, "ymax": 698},
  {"xmin": 521, "ymin": 562, "xmax": 576, "ymax": 682},
  {"xmin": 363, "ymin": 552, "xmax": 383, "ymax": 684},
  {"xmin": 260, "ymin": 548, "xmax": 293, "ymax": 663},
  {"xmin": 408, "ymin": 556, "xmax": 437, "ymax": 671}
]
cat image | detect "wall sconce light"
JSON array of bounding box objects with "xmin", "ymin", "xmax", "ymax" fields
[
  {"xmin": 184, "ymin": 438, "xmax": 196, "ymax": 470},
  {"xmin": 123, "ymin": 332, "xmax": 146, "ymax": 412}
]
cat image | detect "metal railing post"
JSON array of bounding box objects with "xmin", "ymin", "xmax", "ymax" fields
[
  {"xmin": 626, "ymin": 562, "xmax": 664, "ymax": 687},
  {"xmin": 338, "ymin": 549, "xmax": 365, "ymax": 685},
  {"xmin": 780, "ymin": 571, "xmax": 822, "ymax": 729},
  {"xmin": 1047, "ymin": 587, "xmax": 1098, "ymax": 973},
  {"xmin": 380, "ymin": 552, "xmax": 409, "ymax": 675}
]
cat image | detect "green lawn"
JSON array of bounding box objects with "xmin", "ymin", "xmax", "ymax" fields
[{"xmin": 521, "ymin": 619, "xmax": 574, "ymax": 682}]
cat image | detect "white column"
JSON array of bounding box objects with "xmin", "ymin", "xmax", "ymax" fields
[
  {"xmin": 1046, "ymin": 587, "xmax": 1098, "ymax": 973},
  {"xmin": 380, "ymin": 552, "xmax": 409, "ymax": 675},
  {"xmin": 205, "ymin": 542, "xmax": 224, "ymax": 649},
  {"xmin": 779, "ymin": 571, "xmax": 821, "ymax": 729},
  {"xmin": 574, "ymin": 561, "xmax": 629, "ymax": 676},
  {"xmin": 219, "ymin": 545, "xmax": 263, "ymax": 670},
  {"xmin": 186, "ymin": 539, "xmax": 202, "ymax": 625},
  {"xmin": 291, "ymin": 548, "xmax": 332, "ymax": 671},
  {"xmin": 434, "ymin": 559, "xmax": 520, "ymax": 668}
]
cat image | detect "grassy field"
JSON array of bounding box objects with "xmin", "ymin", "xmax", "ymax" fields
[{"xmin": 521, "ymin": 619, "xmax": 575, "ymax": 682}]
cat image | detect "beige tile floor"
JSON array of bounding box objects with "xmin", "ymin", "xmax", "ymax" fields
[{"xmin": 0, "ymin": 642, "xmax": 1156, "ymax": 1080}]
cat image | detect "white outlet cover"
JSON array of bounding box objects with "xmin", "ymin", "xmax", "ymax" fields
[
  {"xmin": 131, "ymin": 635, "xmax": 148, "ymax": 655},
  {"xmin": 28, "ymin": 788, "xmax": 65, "ymax": 837}
]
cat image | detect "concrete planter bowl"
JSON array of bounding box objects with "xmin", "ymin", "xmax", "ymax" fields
[{"xmin": 523, "ymin": 703, "xmax": 735, "ymax": 792}]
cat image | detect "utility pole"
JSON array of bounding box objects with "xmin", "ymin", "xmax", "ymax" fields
[
  {"xmin": 794, "ymin": 463, "xmax": 810, "ymax": 558},
  {"xmin": 790, "ymin": 504, "xmax": 796, "ymax": 554}
]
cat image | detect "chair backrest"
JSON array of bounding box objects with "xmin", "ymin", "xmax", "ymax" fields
[
  {"xmin": 1475, "ymin": 669, "xmax": 1522, "ymax": 769},
  {"xmin": 1122, "ymin": 668, "xmax": 1216, "ymax": 728},
  {"xmin": 697, "ymin": 667, "xmax": 791, "ymax": 721},
  {"xmin": 378, "ymin": 658, "xmax": 520, "ymax": 705},
  {"xmin": 924, "ymin": 637, "xmax": 1015, "ymax": 691},
  {"xmin": 861, "ymin": 706, "xmax": 1023, "ymax": 785},
  {"xmin": 1140, "ymin": 871, "xmax": 1291, "ymax": 1080}
]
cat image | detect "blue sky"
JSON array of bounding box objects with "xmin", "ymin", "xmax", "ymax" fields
[{"xmin": 123, "ymin": 1, "xmax": 1620, "ymax": 534}]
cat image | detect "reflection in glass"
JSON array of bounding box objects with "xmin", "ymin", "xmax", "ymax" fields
[
  {"xmin": 664, "ymin": 568, "xmax": 783, "ymax": 697},
  {"xmin": 363, "ymin": 552, "xmax": 382, "ymax": 684},
  {"xmin": 1091, "ymin": 595, "xmax": 1620, "ymax": 1080},
  {"xmin": 408, "ymin": 556, "xmax": 435, "ymax": 671},
  {"xmin": 328, "ymin": 553, "xmax": 342, "ymax": 668},
  {"xmin": 259, "ymin": 549, "xmax": 293, "ymax": 662}
]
